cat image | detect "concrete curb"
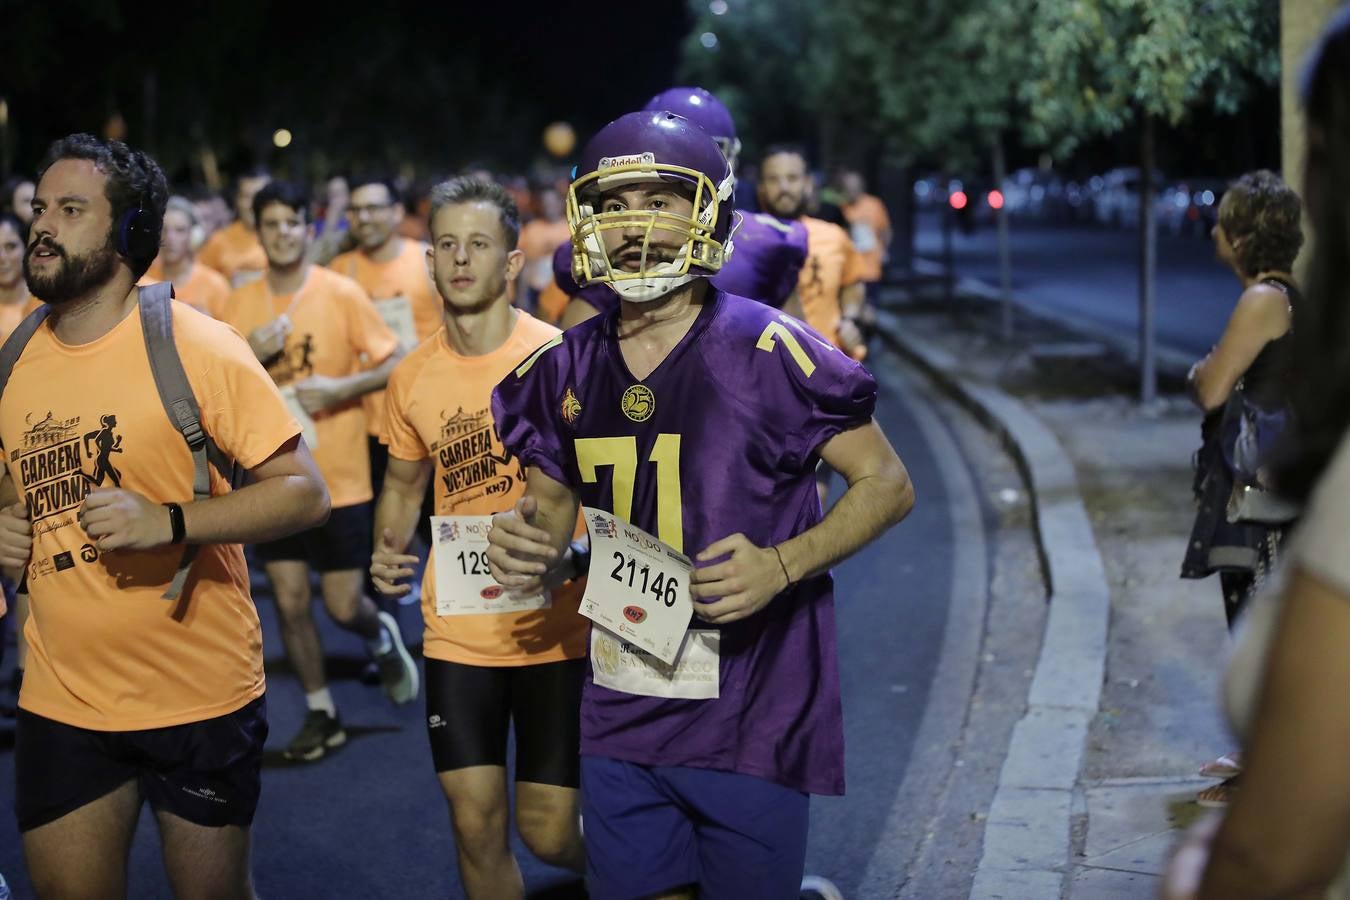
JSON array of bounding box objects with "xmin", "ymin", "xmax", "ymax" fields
[{"xmin": 876, "ymin": 311, "xmax": 1111, "ymax": 899}]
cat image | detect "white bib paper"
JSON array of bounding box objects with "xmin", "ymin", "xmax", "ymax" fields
[
  {"xmin": 850, "ymin": 222, "xmax": 879, "ymax": 253},
  {"xmin": 374, "ymin": 296, "xmax": 418, "ymax": 351},
  {"xmin": 431, "ymin": 515, "xmax": 549, "ymax": 616},
  {"xmin": 590, "ymin": 627, "xmax": 720, "ymax": 700},
  {"xmin": 579, "ymin": 507, "xmax": 694, "ymax": 665},
  {"xmin": 231, "ymin": 269, "xmax": 264, "ymax": 289},
  {"xmin": 279, "ymin": 384, "xmax": 319, "ymax": 450}
]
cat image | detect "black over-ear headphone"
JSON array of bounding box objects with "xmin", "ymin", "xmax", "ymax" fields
[{"xmin": 116, "ymin": 153, "xmax": 161, "ymax": 261}]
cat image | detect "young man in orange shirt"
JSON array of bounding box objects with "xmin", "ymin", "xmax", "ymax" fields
[
  {"xmin": 0, "ymin": 134, "xmax": 329, "ymax": 898},
  {"xmin": 838, "ymin": 169, "xmax": 892, "ymax": 289},
  {"xmin": 370, "ymin": 177, "xmax": 588, "ymax": 898},
  {"xmin": 758, "ymin": 146, "xmax": 868, "ymax": 361},
  {"xmin": 222, "ymin": 181, "xmax": 418, "ymax": 762},
  {"xmin": 329, "ymin": 174, "xmax": 442, "ymax": 500},
  {"xmin": 142, "ymin": 196, "xmax": 231, "ymax": 317},
  {"xmin": 198, "ymin": 169, "xmax": 270, "ymax": 288}
]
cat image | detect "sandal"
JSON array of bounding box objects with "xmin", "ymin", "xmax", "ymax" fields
[
  {"xmin": 1196, "ymin": 776, "xmax": 1240, "ymax": 808},
  {"xmin": 1198, "ymin": 752, "xmax": 1242, "ymax": 779}
]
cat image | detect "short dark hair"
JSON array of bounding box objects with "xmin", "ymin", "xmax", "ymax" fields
[
  {"xmin": 252, "ymin": 181, "xmax": 311, "ymax": 226},
  {"xmin": 1218, "ymin": 170, "xmax": 1304, "ymax": 278},
  {"xmin": 427, "ymin": 177, "xmax": 520, "ymax": 247},
  {"xmin": 348, "ymin": 173, "xmax": 402, "ymax": 206},
  {"xmin": 37, "ymin": 133, "xmax": 168, "ymax": 280},
  {"xmin": 761, "ymin": 143, "xmax": 811, "ymax": 169}
]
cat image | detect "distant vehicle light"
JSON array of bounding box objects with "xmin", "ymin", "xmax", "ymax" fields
[
  {"xmin": 1174, "ymin": 194, "xmax": 1188, "ymax": 209},
  {"xmin": 1029, "ymin": 185, "xmax": 1044, "ymax": 202},
  {"xmin": 1089, "ymin": 176, "xmax": 1104, "ymax": 191},
  {"xmin": 987, "ymin": 190, "xmax": 1004, "ymax": 210},
  {"xmin": 1200, "ymin": 190, "xmax": 1215, "ymax": 206},
  {"xmin": 950, "ymin": 191, "xmax": 968, "ymax": 210},
  {"xmin": 915, "ymin": 182, "xmax": 931, "ymax": 198}
]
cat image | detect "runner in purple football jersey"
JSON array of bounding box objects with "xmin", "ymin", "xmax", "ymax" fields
[
  {"xmin": 555, "ymin": 87, "xmax": 808, "ymax": 331},
  {"xmin": 487, "ymin": 111, "xmax": 914, "ymax": 899}
]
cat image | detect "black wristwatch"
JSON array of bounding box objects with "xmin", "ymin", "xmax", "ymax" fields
[
  {"xmin": 164, "ymin": 502, "xmax": 186, "ymax": 545},
  {"xmin": 569, "ymin": 539, "xmax": 591, "ymax": 580}
]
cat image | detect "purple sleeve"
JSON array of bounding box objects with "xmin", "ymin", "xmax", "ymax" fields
[
  {"xmin": 552, "ymin": 241, "xmax": 623, "ymax": 317},
  {"xmin": 775, "ymin": 317, "xmax": 877, "ymax": 469},
  {"xmin": 770, "ymin": 222, "xmax": 809, "ymax": 307},
  {"xmin": 491, "ymin": 350, "xmax": 575, "ymax": 489}
]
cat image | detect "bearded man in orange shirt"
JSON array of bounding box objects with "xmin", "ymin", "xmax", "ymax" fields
[{"xmin": 0, "ymin": 134, "xmax": 329, "ymax": 900}]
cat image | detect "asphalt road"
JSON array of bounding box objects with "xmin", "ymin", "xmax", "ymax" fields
[
  {"xmin": 0, "ymin": 341, "xmax": 988, "ymax": 899},
  {"xmin": 913, "ymin": 210, "xmax": 1239, "ymax": 359}
]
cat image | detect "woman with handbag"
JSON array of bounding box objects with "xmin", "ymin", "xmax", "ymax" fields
[
  {"xmin": 1181, "ymin": 169, "xmax": 1304, "ymax": 807},
  {"xmin": 1162, "ymin": 11, "xmax": 1350, "ymax": 896}
]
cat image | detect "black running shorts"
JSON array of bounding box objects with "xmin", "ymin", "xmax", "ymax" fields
[
  {"xmin": 256, "ymin": 501, "xmax": 373, "ymax": 573},
  {"xmin": 15, "ymin": 695, "xmax": 268, "ymax": 832},
  {"xmin": 425, "ymin": 657, "xmax": 584, "ymax": 787}
]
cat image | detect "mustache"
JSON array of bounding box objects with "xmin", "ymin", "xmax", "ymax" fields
[{"xmin": 27, "ymin": 237, "xmax": 66, "ymax": 258}]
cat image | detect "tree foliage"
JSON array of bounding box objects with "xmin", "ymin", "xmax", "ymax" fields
[{"xmin": 679, "ymin": 0, "xmax": 1278, "ymax": 167}]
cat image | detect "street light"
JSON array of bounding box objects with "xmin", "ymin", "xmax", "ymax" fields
[
  {"xmin": 700, "ymin": 32, "xmax": 718, "ymax": 49},
  {"xmin": 710, "ymin": 0, "xmax": 728, "ymax": 13}
]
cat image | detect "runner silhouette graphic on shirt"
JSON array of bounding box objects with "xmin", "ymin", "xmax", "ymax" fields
[
  {"xmin": 83, "ymin": 414, "xmax": 123, "ymax": 487},
  {"xmin": 295, "ymin": 334, "xmax": 316, "ymax": 376}
]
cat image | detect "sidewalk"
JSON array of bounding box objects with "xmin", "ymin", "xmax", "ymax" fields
[{"xmin": 877, "ymin": 284, "xmax": 1234, "ymax": 898}]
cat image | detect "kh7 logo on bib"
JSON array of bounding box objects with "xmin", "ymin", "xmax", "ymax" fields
[{"xmin": 621, "ymin": 385, "xmax": 655, "ymax": 422}]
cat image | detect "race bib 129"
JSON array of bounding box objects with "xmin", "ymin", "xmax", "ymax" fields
[{"xmin": 431, "ymin": 515, "xmax": 549, "ymax": 616}]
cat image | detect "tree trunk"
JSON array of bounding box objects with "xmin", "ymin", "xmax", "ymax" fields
[
  {"xmin": 1139, "ymin": 114, "xmax": 1158, "ymax": 405},
  {"xmin": 993, "ymin": 138, "xmax": 1014, "ymax": 340}
]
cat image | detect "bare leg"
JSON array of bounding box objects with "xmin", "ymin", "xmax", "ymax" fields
[
  {"xmin": 515, "ymin": 781, "xmax": 584, "ymax": 873},
  {"xmin": 23, "ymin": 779, "xmax": 141, "ymax": 899},
  {"xmin": 156, "ymin": 810, "xmax": 257, "ymax": 900},
  {"xmin": 266, "ymin": 560, "xmax": 325, "ymax": 694},
  {"xmin": 317, "ymin": 568, "xmax": 381, "ymax": 641},
  {"xmin": 437, "ymin": 765, "xmax": 522, "ymax": 900}
]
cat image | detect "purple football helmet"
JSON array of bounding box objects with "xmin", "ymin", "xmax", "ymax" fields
[
  {"xmin": 567, "ymin": 110, "xmax": 736, "ymax": 303},
  {"xmin": 642, "ymin": 86, "xmax": 741, "ymax": 169}
]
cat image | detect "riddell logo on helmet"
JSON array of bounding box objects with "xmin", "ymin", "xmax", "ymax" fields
[{"xmin": 598, "ymin": 152, "xmax": 656, "ymax": 170}]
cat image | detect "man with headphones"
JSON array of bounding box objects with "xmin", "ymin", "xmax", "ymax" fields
[{"xmin": 0, "ymin": 133, "xmax": 330, "ymax": 898}]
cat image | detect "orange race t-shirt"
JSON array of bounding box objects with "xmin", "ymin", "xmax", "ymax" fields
[
  {"xmin": 222, "ymin": 266, "xmax": 398, "ymax": 508},
  {"xmin": 197, "ymin": 220, "xmax": 268, "ymax": 289},
  {"xmin": 383, "ymin": 313, "xmax": 588, "ymax": 666},
  {"xmin": 841, "ymin": 193, "xmax": 891, "ymax": 283},
  {"xmin": 142, "ymin": 259, "xmax": 232, "ymax": 318},
  {"xmin": 798, "ymin": 216, "xmax": 865, "ymax": 346},
  {"xmin": 0, "ymin": 298, "xmax": 301, "ymax": 730},
  {"xmin": 330, "ymin": 239, "xmax": 442, "ymax": 436}
]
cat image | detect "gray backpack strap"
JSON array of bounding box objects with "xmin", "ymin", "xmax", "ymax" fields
[
  {"xmin": 138, "ymin": 283, "xmax": 230, "ymax": 600},
  {"xmin": 0, "ymin": 304, "xmax": 52, "ymax": 402}
]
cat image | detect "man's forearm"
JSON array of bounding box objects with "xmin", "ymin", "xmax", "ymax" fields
[
  {"xmin": 841, "ymin": 283, "xmax": 866, "ymax": 318},
  {"xmin": 182, "ymin": 475, "xmax": 329, "ymax": 545},
  {"xmin": 778, "ymin": 471, "xmax": 913, "ymax": 584},
  {"xmin": 526, "ymin": 483, "xmax": 581, "ymax": 557},
  {"xmin": 373, "ymin": 484, "xmax": 424, "ymax": 555},
  {"xmin": 339, "ymin": 352, "xmax": 403, "ymax": 403}
]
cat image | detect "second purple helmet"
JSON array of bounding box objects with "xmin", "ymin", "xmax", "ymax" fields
[{"xmin": 642, "ymin": 86, "xmax": 740, "ymax": 168}]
